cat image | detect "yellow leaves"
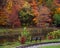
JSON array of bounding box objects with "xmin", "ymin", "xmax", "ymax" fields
[
  {"xmin": 0, "ymin": 20, "xmax": 7, "ymax": 25},
  {"xmin": 33, "ymin": 18, "xmax": 35, "ymax": 21},
  {"xmin": 6, "ymin": 0, "xmax": 12, "ymax": 14},
  {"xmin": 37, "ymin": 0, "xmax": 42, "ymax": 5},
  {"xmin": 55, "ymin": 8, "xmax": 60, "ymax": 14},
  {"xmin": 0, "ymin": 11, "xmax": 8, "ymax": 25},
  {"xmin": 7, "ymin": 0, "xmax": 12, "ymax": 9},
  {"xmin": 23, "ymin": 1, "xmax": 30, "ymax": 8},
  {"xmin": 33, "ymin": 18, "xmax": 38, "ymax": 23}
]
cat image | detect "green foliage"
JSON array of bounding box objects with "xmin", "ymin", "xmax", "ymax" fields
[
  {"xmin": 46, "ymin": 0, "xmax": 53, "ymax": 7},
  {"xmin": 53, "ymin": 14, "xmax": 60, "ymax": 26},
  {"xmin": 18, "ymin": 8, "xmax": 36, "ymax": 27},
  {"xmin": 21, "ymin": 27, "xmax": 30, "ymax": 37},
  {"xmin": 20, "ymin": 27, "xmax": 31, "ymax": 42},
  {"xmin": 47, "ymin": 30, "xmax": 60, "ymax": 39}
]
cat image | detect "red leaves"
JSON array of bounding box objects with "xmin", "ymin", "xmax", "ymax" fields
[
  {"xmin": 48, "ymin": 36, "xmax": 53, "ymax": 40},
  {"xmin": 8, "ymin": 5, "xmax": 21, "ymax": 27},
  {"xmin": 20, "ymin": 36, "xmax": 26, "ymax": 44}
]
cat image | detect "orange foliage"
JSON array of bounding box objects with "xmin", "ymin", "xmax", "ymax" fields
[
  {"xmin": 0, "ymin": 10, "xmax": 8, "ymax": 25},
  {"xmin": 54, "ymin": 0, "xmax": 60, "ymax": 7},
  {"xmin": 29, "ymin": 0, "xmax": 39, "ymax": 26},
  {"xmin": 55, "ymin": 8, "xmax": 60, "ymax": 13}
]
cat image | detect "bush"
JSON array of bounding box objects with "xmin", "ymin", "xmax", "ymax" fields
[
  {"xmin": 20, "ymin": 27, "xmax": 30, "ymax": 44},
  {"xmin": 47, "ymin": 30, "xmax": 60, "ymax": 39}
]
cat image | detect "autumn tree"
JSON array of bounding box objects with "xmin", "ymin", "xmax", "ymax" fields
[
  {"xmin": 0, "ymin": 0, "xmax": 7, "ymax": 8},
  {"xmin": 0, "ymin": 0, "xmax": 8, "ymax": 27},
  {"xmin": 53, "ymin": 14, "xmax": 60, "ymax": 27},
  {"xmin": 28, "ymin": 0, "xmax": 40, "ymax": 27},
  {"xmin": 53, "ymin": 8, "xmax": 60, "ymax": 27},
  {"xmin": 46, "ymin": 0, "xmax": 53, "ymax": 8},
  {"xmin": 5, "ymin": 0, "xmax": 25, "ymax": 28},
  {"xmin": 18, "ymin": 8, "xmax": 36, "ymax": 27}
]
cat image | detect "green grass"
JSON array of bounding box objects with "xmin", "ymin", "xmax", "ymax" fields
[
  {"xmin": 0, "ymin": 29, "xmax": 8, "ymax": 32},
  {"xmin": 0, "ymin": 42, "xmax": 21, "ymax": 48},
  {"xmin": 39, "ymin": 45, "xmax": 60, "ymax": 48},
  {"xmin": 25, "ymin": 39, "xmax": 60, "ymax": 45},
  {"xmin": 41, "ymin": 39, "xmax": 60, "ymax": 42},
  {"xmin": 0, "ymin": 28, "xmax": 60, "ymax": 48},
  {"xmin": 0, "ymin": 39, "xmax": 60, "ymax": 48},
  {"xmin": 0, "ymin": 28, "xmax": 21, "ymax": 33}
]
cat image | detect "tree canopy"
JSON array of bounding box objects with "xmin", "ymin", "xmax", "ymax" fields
[{"xmin": 53, "ymin": 14, "xmax": 60, "ymax": 26}]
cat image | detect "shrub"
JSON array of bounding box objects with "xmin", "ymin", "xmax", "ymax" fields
[
  {"xmin": 20, "ymin": 27, "xmax": 30, "ymax": 44},
  {"xmin": 47, "ymin": 30, "xmax": 60, "ymax": 39}
]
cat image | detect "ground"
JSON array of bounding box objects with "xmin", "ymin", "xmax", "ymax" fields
[{"xmin": 0, "ymin": 39, "xmax": 60, "ymax": 48}]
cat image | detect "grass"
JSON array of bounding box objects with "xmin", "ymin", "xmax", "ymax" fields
[
  {"xmin": 0, "ymin": 29, "xmax": 8, "ymax": 32},
  {"xmin": 38, "ymin": 45, "xmax": 60, "ymax": 48},
  {"xmin": 0, "ymin": 28, "xmax": 60, "ymax": 48},
  {"xmin": 0, "ymin": 28, "xmax": 21, "ymax": 33},
  {"xmin": 0, "ymin": 39, "xmax": 60, "ymax": 48},
  {"xmin": 0, "ymin": 41, "xmax": 21, "ymax": 48},
  {"xmin": 41, "ymin": 39, "xmax": 60, "ymax": 42}
]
